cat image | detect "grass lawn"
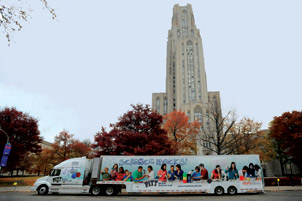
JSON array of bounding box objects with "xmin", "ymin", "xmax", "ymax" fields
[{"xmin": 0, "ymin": 176, "xmax": 42, "ymax": 187}]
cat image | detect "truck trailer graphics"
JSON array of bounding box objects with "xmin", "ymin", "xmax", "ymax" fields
[{"xmin": 31, "ymin": 155, "xmax": 264, "ymax": 196}]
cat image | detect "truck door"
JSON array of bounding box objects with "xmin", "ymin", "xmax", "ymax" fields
[{"xmin": 48, "ymin": 169, "xmax": 63, "ymax": 186}]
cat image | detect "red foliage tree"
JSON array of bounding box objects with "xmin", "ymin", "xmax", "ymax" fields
[
  {"xmin": 52, "ymin": 131, "xmax": 74, "ymax": 162},
  {"xmin": 269, "ymin": 111, "xmax": 302, "ymax": 173},
  {"xmin": 70, "ymin": 140, "xmax": 92, "ymax": 158},
  {"xmin": 0, "ymin": 107, "xmax": 42, "ymax": 174},
  {"xmin": 163, "ymin": 110, "xmax": 200, "ymax": 155},
  {"xmin": 92, "ymin": 104, "xmax": 175, "ymax": 156},
  {"xmin": 52, "ymin": 131, "xmax": 92, "ymax": 162}
]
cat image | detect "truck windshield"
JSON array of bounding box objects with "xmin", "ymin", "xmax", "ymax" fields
[{"xmin": 49, "ymin": 169, "xmax": 61, "ymax": 176}]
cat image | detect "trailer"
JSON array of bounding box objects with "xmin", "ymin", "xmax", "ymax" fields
[{"xmin": 31, "ymin": 155, "xmax": 264, "ymax": 196}]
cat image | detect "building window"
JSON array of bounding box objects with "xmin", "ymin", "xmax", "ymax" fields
[
  {"xmin": 156, "ymin": 97, "xmax": 160, "ymax": 112},
  {"xmin": 213, "ymin": 95, "xmax": 217, "ymax": 109},
  {"xmin": 182, "ymin": 44, "xmax": 186, "ymax": 103},
  {"xmin": 191, "ymin": 29, "xmax": 194, "ymax": 37},
  {"xmin": 196, "ymin": 43, "xmax": 202, "ymax": 100},
  {"xmin": 172, "ymin": 61, "xmax": 176, "ymax": 110},
  {"xmin": 194, "ymin": 106, "xmax": 203, "ymax": 125},
  {"xmin": 164, "ymin": 97, "xmax": 168, "ymax": 115},
  {"xmin": 188, "ymin": 110, "xmax": 191, "ymax": 123},
  {"xmin": 182, "ymin": 10, "xmax": 188, "ymax": 38},
  {"xmin": 186, "ymin": 40, "xmax": 196, "ymax": 102},
  {"xmin": 206, "ymin": 110, "xmax": 209, "ymax": 127}
]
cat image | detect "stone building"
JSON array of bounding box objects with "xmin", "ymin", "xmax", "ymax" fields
[{"xmin": 152, "ymin": 4, "xmax": 222, "ymax": 155}]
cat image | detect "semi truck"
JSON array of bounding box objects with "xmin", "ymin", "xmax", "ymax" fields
[{"xmin": 31, "ymin": 155, "xmax": 264, "ymax": 196}]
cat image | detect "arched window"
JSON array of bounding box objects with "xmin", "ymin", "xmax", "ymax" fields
[
  {"xmin": 156, "ymin": 97, "xmax": 160, "ymax": 112},
  {"xmin": 164, "ymin": 97, "xmax": 168, "ymax": 115},
  {"xmin": 194, "ymin": 106, "xmax": 203, "ymax": 124}
]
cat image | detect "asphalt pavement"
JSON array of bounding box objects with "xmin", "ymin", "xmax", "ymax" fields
[
  {"xmin": 2, "ymin": 185, "xmax": 302, "ymax": 192},
  {"xmin": 0, "ymin": 191, "xmax": 302, "ymax": 201}
]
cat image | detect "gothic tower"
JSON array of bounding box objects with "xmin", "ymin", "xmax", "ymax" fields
[{"xmin": 152, "ymin": 4, "xmax": 221, "ymax": 155}]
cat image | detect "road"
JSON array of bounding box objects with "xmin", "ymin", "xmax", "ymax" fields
[{"xmin": 0, "ymin": 191, "xmax": 302, "ymax": 201}]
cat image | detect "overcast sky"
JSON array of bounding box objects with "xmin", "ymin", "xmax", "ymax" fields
[{"xmin": 0, "ymin": 0, "xmax": 301, "ymax": 142}]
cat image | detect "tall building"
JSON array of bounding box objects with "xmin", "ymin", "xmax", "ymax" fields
[{"xmin": 152, "ymin": 4, "xmax": 222, "ymax": 155}]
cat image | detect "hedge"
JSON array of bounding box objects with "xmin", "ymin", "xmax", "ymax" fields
[{"xmin": 264, "ymin": 177, "xmax": 301, "ymax": 186}]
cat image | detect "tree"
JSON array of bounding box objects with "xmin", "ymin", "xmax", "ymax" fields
[
  {"xmin": 197, "ymin": 103, "xmax": 236, "ymax": 155},
  {"xmin": 30, "ymin": 148, "xmax": 56, "ymax": 176},
  {"xmin": 92, "ymin": 104, "xmax": 175, "ymax": 156},
  {"xmin": 227, "ymin": 118, "xmax": 274, "ymax": 161},
  {"xmin": 269, "ymin": 111, "xmax": 302, "ymax": 174},
  {"xmin": 70, "ymin": 139, "xmax": 92, "ymax": 158},
  {"xmin": 52, "ymin": 130, "xmax": 74, "ymax": 162},
  {"xmin": 0, "ymin": 0, "xmax": 56, "ymax": 45},
  {"xmin": 52, "ymin": 131, "xmax": 92, "ymax": 163},
  {"xmin": 0, "ymin": 107, "xmax": 42, "ymax": 174},
  {"xmin": 163, "ymin": 110, "xmax": 200, "ymax": 155}
]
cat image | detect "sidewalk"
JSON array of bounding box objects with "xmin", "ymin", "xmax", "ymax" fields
[
  {"xmin": 0, "ymin": 185, "xmax": 301, "ymax": 193},
  {"xmin": 264, "ymin": 185, "xmax": 302, "ymax": 192},
  {"xmin": 0, "ymin": 186, "xmax": 31, "ymax": 192}
]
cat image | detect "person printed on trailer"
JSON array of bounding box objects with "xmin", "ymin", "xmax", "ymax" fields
[
  {"xmin": 167, "ymin": 165, "xmax": 176, "ymax": 181},
  {"xmin": 145, "ymin": 165, "xmax": 155, "ymax": 180},
  {"xmin": 133, "ymin": 166, "xmax": 145, "ymax": 182},
  {"xmin": 241, "ymin": 166, "xmax": 249, "ymax": 177},
  {"xmin": 123, "ymin": 170, "xmax": 133, "ymax": 181},
  {"xmin": 116, "ymin": 167, "xmax": 125, "ymax": 181},
  {"xmin": 191, "ymin": 166, "xmax": 202, "ymax": 181},
  {"xmin": 175, "ymin": 164, "xmax": 184, "ymax": 180},
  {"xmin": 111, "ymin": 163, "xmax": 118, "ymax": 180},
  {"xmin": 211, "ymin": 165, "xmax": 222, "ymax": 180},
  {"xmin": 199, "ymin": 163, "xmax": 209, "ymax": 180},
  {"xmin": 157, "ymin": 164, "xmax": 167, "ymax": 182},
  {"xmin": 225, "ymin": 162, "xmax": 239, "ymax": 180},
  {"xmin": 100, "ymin": 167, "xmax": 111, "ymax": 181},
  {"xmin": 247, "ymin": 163, "xmax": 255, "ymax": 178},
  {"xmin": 254, "ymin": 164, "xmax": 261, "ymax": 178}
]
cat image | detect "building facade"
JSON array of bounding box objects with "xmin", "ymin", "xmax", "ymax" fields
[{"xmin": 152, "ymin": 4, "xmax": 222, "ymax": 155}]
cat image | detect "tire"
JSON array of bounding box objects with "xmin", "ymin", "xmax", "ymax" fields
[
  {"xmin": 214, "ymin": 186, "xmax": 224, "ymax": 195},
  {"xmin": 228, "ymin": 186, "xmax": 237, "ymax": 195},
  {"xmin": 91, "ymin": 186, "xmax": 101, "ymax": 196},
  {"xmin": 104, "ymin": 186, "xmax": 117, "ymax": 196},
  {"xmin": 37, "ymin": 185, "xmax": 49, "ymax": 195}
]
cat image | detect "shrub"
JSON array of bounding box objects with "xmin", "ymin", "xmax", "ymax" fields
[{"xmin": 264, "ymin": 177, "xmax": 301, "ymax": 186}]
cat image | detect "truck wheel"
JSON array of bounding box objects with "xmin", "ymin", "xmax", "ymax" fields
[
  {"xmin": 228, "ymin": 186, "xmax": 237, "ymax": 195},
  {"xmin": 37, "ymin": 185, "xmax": 49, "ymax": 195},
  {"xmin": 214, "ymin": 186, "xmax": 224, "ymax": 195},
  {"xmin": 104, "ymin": 186, "xmax": 117, "ymax": 196},
  {"xmin": 91, "ymin": 186, "xmax": 101, "ymax": 196}
]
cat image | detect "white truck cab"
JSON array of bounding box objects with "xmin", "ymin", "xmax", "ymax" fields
[{"xmin": 31, "ymin": 157, "xmax": 92, "ymax": 195}]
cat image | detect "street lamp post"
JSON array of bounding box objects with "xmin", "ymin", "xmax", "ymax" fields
[{"xmin": 0, "ymin": 128, "xmax": 9, "ymax": 144}]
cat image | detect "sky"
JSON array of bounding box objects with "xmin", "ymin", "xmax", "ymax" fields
[{"xmin": 0, "ymin": 0, "xmax": 301, "ymax": 142}]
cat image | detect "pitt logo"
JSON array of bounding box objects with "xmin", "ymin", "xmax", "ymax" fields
[{"xmin": 144, "ymin": 180, "xmax": 158, "ymax": 188}]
